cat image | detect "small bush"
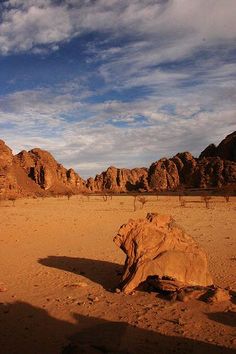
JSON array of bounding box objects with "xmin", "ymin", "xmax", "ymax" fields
[
  {"xmin": 102, "ymin": 194, "xmax": 108, "ymax": 202},
  {"xmin": 179, "ymin": 195, "xmax": 185, "ymax": 207},
  {"xmin": 137, "ymin": 196, "xmax": 148, "ymax": 209},
  {"xmin": 224, "ymin": 195, "xmax": 230, "ymax": 202},
  {"xmin": 66, "ymin": 191, "xmax": 73, "ymax": 200},
  {"xmin": 9, "ymin": 196, "xmax": 16, "ymax": 206},
  {"xmin": 201, "ymin": 195, "xmax": 211, "ymax": 209}
]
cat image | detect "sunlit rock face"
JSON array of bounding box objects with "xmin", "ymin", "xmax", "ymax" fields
[
  {"xmin": 87, "ymin": 166, "xmax": 149, "ymax": 193},
  {"xmin": 114, "ymin": 213, "xmax": 213, "ymax": 294},
  {"xmin": 16, "ymin": 148, "xmax": 86, "ymax": 192},
  {"xmin": 0, "ymin": 131, "xmax": 236, "ymax": 198},
  {"xmin": 88, "ymin": 132, "xmax": 236, "ymax": 192},
  {"xmin": 0, "ymin": 140, "xmax": 19, "ymax": 198}
]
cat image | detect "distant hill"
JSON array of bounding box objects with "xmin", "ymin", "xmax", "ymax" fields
[{"xmin": 0, "ymin": 131, "xmax": 235, "ymax": 199}]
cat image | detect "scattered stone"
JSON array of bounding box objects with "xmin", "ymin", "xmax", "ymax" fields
[
  {"xmin": 201, "ymin": 287, "xmax": 232, "ymax": 303},
  {"xmin": 64, "ymin": 282, "xmax": 88, "ymax": 288},
  {"xmin": 87, "ymin": 296, "xmax": 99, "ymax": 303},
  {"xmin": 176, "ymin": 286, "xmax": 207, "ymax": 302}
]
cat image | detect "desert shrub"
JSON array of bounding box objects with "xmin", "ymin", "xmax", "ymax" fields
[
  {"xmin": 103, "ymin": 194, "xmax": 108, "ymax": 202},
  {"xmin": 66, "ymin": 191, "xmax": 73, "ymax": 200},
  {"xmin": 134, "ymin": 196, "xmax": 148, "ymax": 211},
  {"xmin": 137, "ymin": 196, "xmax": 148, "ymax": 209},
  {"xmin": 201, "ymin": 195, "xmax": 211, "ymax": 209},
  {"xmin": 133, "ymin": 195, "xmax": 137, "ymax": 211},
  {"xmin": 9, "ymin": 196, "xmax": 16, "ymax": 206},
  {"xmin": 224, "ymin": 195, "xmax": 230, "ymax": 202},
  {"xmin": 179, "ymin": 195, "xmax": 185, "ymax": 207}
]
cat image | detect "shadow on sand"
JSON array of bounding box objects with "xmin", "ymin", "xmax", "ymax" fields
[
  {"xmin": 206, "ymin": 311, "xmax": 236, "ymax": 328},
  {"xmin": 0, "ymin": 301, "xmax": 235, "ymax": 354},
  {"xmin": 39, "ymin": 256, "xmax": 123, "ymax": 290}
]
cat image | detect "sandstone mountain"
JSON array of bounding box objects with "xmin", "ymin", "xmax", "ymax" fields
[
  {"xmin": 0, "ymin": 131, "xmax": 235, "ymax": 198},
  {"xmin": 87, "ymin": 132, "xmax": 236, "ymax": 193},
  {"xmin": 15, "ymin": 149, "xmax": 86, "ymax": 193},
  {"xmin": 199, "ymin": 131, "xmax": 236, "ymax": 161},
  {"xmin": 86, "ymin": 166, "xmax": 149, "ymax": 193},
  {"xmin": 0, "ymin": 142, "xmax": 86, "ymax": 199}
]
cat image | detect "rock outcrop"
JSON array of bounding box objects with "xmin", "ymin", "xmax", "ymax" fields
[
  {"xmin": 114, "ymin": 213, "xmax": 213, "ymax": 294},
  {"xmin": 86, "ymin": 132, "xmax": 236, "ymax": 193},
  {"xmin": 91, "ymin": 150, "xmax": 236, "ymax": 193},
  {"xmin": 0, "ymin": 141, "xmax": 86, "ymax": 198},
  {"xmin": 15, "ymin": 148, "xmax": 86, "ymax": 193},
  {"xmin": 0, "ymin": 140, "xmax": 19, "ymax": 198},
  {"xmin": 199, "ymin": 131, "xmax": 236, "ymax": 161},
  {"xmin": 0, "ymin": 131, "xmax": 236, "ymax": 198},
  {"xmin": 87, "ymin": 166, "xmax": 148, "ymax": 193}
]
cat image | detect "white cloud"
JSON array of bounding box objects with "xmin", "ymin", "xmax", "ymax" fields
[
  {"xmin": 0, "ymin": 1, "xmax": 235, "ymax": 177},
  {"xmin": 1, "ymin": 82, "xmax": 236, "ymax": 178},
  {"xmin": 0, "ymin": 0, "xmax": 235, "ymax": 57}
]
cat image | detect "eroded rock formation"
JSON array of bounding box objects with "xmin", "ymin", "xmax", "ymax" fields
[
  {"xmin": 86, "ymin": 166, "xmax": 148, "ymax": 193},
  {"xmin": 200, "ymin": 131, "xmax": 236, "ymax": 161},
  {"xmin": 0, "ymin": 140, "xmax": 19, "ymax": 198},
  {"xmin": 86, "ymin": 132, "xmax": 236, "ymax": 192},
  {"xmin": 114, "ymin": 213, "xmax": 213, "ymax": 294},
  {"xmin": 0, "ymin": 142, "xmax": 86, "ymax": 198},
  {"xmin": 15, "ymin": 148, "xmax": 86, "ymax": 193},
  {"xmin": 0, "ymin": 131, "xmax": 235, "ymax": 198}
]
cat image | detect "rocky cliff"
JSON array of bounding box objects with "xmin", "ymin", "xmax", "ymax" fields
[
  {"xmin": 199, "ymin": 131, "xmax": 236, "ymax": 161},
  {"xmin": 86, "ymin": 166, "xmax": 148, "ymax": 193},
  {"xmin": 15, "ymin": 149, "xmax": 86, "ymax": 193},
  {"xmin": 0, "ymin": 143, "xmax": 86, "ymax": 199},
  {"xmin": 88, "ymin": 150, "xmax": 236, "ymax": 193},
  {"xmin": 0, "ymin": 131, "xmax": 235, "ymax": 199}
]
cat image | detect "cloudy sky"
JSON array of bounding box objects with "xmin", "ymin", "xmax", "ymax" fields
[{"xmin": 0, "ymin": 0, "xmax": 236, "ymax": 178}]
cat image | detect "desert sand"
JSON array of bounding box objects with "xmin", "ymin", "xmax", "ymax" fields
[{"xmin": 0, "ymin": 195, "xmax": 235, "ymax": 353}]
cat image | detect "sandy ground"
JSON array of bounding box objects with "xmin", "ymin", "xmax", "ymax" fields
[{"xmin": 0, "ymin": 195, "xmax": 235, "ymax": 354}]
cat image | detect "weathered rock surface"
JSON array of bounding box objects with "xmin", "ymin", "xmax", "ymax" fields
[
  {"xmin": 1, "ymin": 131, "xmax": 236, "ymax": 198},
  {"xmin": 15, "ymin": 148, "xmax": 86, "ymax": 193},
  {"xmin": 87, "ymin": 132, "xmax": 236, "ymax": 193},
  {"xmin": 0, "ymin": 140, "xmax": 20, "ymax": 198},
  {"xmin": 114, "ymin": 213, "xmax": 213, "ymax": 294},
  {"xmin": 0, "ymin": 141, "xmax": 86, "ymax": 198},
  {"xmin": 87, "ymin": 166, "xmax": 148, "ymax": 193}
]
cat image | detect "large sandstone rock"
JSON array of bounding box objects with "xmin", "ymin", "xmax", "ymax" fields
[
  {"xmin": 193, "ymin": 157, "xmax": 236, "ymax": 189},
  {"xmin": 87, "ymin": 166, "xmax": 148, "ymax": 193},
  {"xmin": 148, "ymin": 158, "xmax": 179, "ymax": 191},
  {"xmin": 147, "ymin": 151, "xmax": 236, "ymax": 191},
  {"xmin": 16, "ymin": 148, "xmax": 86, "ymax": 192},
  {"xmin": 0, "ymin": 140, "xmax": 19, "ymax": 198},
  {"xmin": 114, "ymin": 213, "xmax": 213, "ymax": 294}
]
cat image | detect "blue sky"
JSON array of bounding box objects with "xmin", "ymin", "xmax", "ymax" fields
[{"xmin": 0, "ymin": 0, "xmax": 236, "ymax": 178}]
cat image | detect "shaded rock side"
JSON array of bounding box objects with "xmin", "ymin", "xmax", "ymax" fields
[
  {"xmin": 15, "ymin": 148, "xmax": 86, "ymax": 192},
  {"xmin": 86, "ymin": 166, "xmax": 148, "ymax": 193},
  {"xmin": 114, "ymin": 213, "xmax": 213, "ymax": 294},
  {"xmin": 199, "ymin": 131, "xmax": 236, "ymax": 161}
]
